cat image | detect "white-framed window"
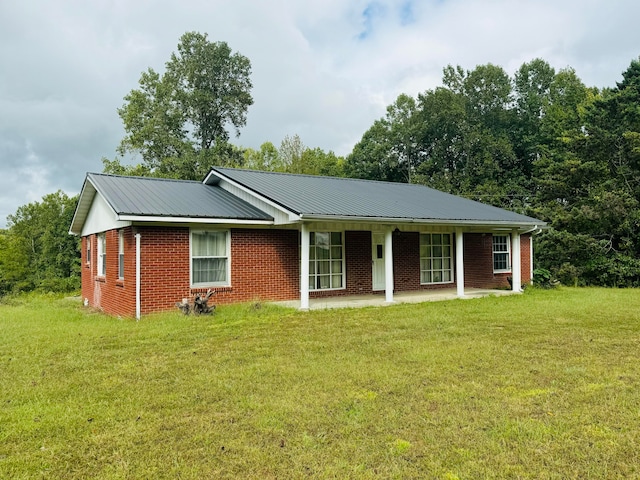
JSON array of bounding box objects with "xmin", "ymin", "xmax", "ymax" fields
[
  {"xmin": 97, "ymin": 233, "xmax": 106, "ymax": 276},
  {"xmin": 493, "ymin": 234, "xmax": 511, "ymax": 272},
  {"xmin": 191, "ymin": 230, "xmax": 230, "ymax": 286},
  {"xmin": 420, "ymin": 233, "xmax": 453, "ymax": 284},
  {"xmin": 118, "ymin": 230, "xmax": 125, "ymax": 279},
  {"xmin": 309, "ymin": 231, "xmax": 344, "ymax": 291},
  {"xmin": 86, "ymin": 237, "xmax": 91, "ymax": 266}
]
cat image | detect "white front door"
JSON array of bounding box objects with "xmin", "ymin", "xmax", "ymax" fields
[{"xmin": 372, "ymin": 233, "xmax": 386, "ymax": 291}]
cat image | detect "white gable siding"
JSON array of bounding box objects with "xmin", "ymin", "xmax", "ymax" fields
[
  {"xmin": 81, "ymin": 193, "xmax": 130, "ymax": 236},
  {"xmin": 216, "ymin": 178, "xmax": 298, "ymax": 225}
]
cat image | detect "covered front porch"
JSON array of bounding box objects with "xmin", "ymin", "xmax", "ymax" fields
[
  {"xmin": 297, "ymin": 223, "xmax": 529, "ymax": 310},
  {"xmin": 277, "ymin": 287, "xmax": 520, "ymax": 310}
]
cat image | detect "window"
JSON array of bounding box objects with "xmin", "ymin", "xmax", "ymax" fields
[
  {"xmin": 309, "ymin": 231, "xmax": 344, "ymax": 290},
  {"xmin": 493, "ymin": 234, "xmax": 511, "ymax": 272},
  {"xmin": 86, "ymin": 237, "xmax": 91, "ymax": 266},
  {"xmin": 118, "ymin": 230, "xmax": 124, "ymax": 279},
  {"xmin": 97, "ymin": 233, "xmax": 106, "ymax": 276},
  {"xmin": 420, "ymin": 233, "xmax": 453, "ymax": 284},
  {"xmin": 191, "ymin": 230, "xmax": 229, "ymax": 286}
]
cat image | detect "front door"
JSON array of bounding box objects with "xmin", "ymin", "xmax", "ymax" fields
[{"xmin": 372, "ymin": 233, "xmax": 386, "ymax": 291}]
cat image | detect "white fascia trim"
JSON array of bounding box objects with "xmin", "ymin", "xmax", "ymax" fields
[
  {"xmin": 69, "ymin": 179, "xmax": 98, "ymax": 235},
  {"xmin": 205, "ymin": 170, "xmax": 301, "ymax": 222},
  {"xmin": 117, "ymin": 215, "xmax": 273, "ymax": 225},
  {"xmin": 299, "ymin": 214, "xmax": 545, "ymax": 230}
]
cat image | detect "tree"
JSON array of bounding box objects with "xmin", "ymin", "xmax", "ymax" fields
[
  {"xmin": 243, "ymin": 142, "xmax": 282, "ymax": 171},
  {"xmin": 0, "ymin": 191, "xmax": 80, "ymax": 294},
  {"xmin": 345, "ymin": 94, "xmax": 421, "ymax": 183},
  {"xmin": 532, "ymin": 59, "xmax": 640, "ymax": 286},
  {"xmin": 114, "ymin": 31, "xmax": 253, "ymax": 180},
  {"xmin": 279, "ymin": 134, "xmax": 306, "ymax": 173}
]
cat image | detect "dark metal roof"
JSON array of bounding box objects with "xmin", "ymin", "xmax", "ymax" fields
[
  {"xmin": 211, "ymin": 167, "xmax": 544, "ymax": 225},
  {"xmin": 87, "ymin": 173, "xmax": 273, "ymax": 220}
]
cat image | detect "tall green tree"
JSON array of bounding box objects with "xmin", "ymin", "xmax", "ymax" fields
[
  {"xmin": 111, "ymin": 31, "xmax": 253, "ymax": 180},
  {"xmin": 346, "ymin": 94, "xmax": 420, "ymax": 183},
  {"xmin": 0, "ymin": 191, "xmax": 80, "ymax": 294},
  {"xmin": 243, "ymin": 142, "xmax": 282, "ymax": 171}
]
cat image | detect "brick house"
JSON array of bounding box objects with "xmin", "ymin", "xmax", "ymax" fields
[{"xmin": 69, "ymin": 168, "xmax": 545, "ymax": 318}]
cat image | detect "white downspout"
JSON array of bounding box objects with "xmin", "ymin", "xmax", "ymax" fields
[{"xmin": 135, "ymin": 233, "xmax": 141, "ymax": 320}]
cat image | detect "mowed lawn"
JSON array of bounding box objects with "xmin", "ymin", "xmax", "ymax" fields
[{"xmin": 1, "ymin": 289, "xmax": 640, "ymax": 479}]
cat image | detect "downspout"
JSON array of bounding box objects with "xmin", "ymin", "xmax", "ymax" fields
[{"xmin": 135, "ymin": 233, "xmax": 141, "ymax": 320}]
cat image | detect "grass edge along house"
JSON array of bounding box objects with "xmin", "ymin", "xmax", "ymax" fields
[{"xmin": 69, "ymin": 168, "xmax": 545, "ymax": 318}]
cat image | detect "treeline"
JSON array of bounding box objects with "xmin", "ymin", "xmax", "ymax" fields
[
  {"xmin": 1, "ymin": 33, "xmax": 639, "ymax": 293},
  {"xmin": 345, "ymin": 58, "xmax": 640, "ymax": 287},
  {"xmin": 0, "ymin": 191, "xmax": 80, "ymax": 295}
]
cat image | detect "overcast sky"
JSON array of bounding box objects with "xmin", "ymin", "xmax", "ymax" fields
[{"xmin": 1, "ymin": 0, "xmax": 639, "ymax": 228}]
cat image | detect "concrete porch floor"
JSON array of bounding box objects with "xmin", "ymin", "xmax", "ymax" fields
[{"xmin": 275, "ymin": 288, "xmax": 519, "ymax": 310}]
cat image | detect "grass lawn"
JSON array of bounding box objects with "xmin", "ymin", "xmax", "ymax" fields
[{"xmin": 1, "ymin": 288, "xmax": 640, "ymax": 479}]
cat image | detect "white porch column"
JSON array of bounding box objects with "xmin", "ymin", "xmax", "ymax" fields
[
  {"xmin": 511, "ymin": 229, "xmax": 522, "ymax": 292},
  {"xmin": 455, "ymin": 227, "xmax": 465, "ymax": 297},
  {"xmin": 135, "ymin": 233, "xmax": 141, "ymax": 320},
  {"xmin": 300, "ymin": 223, "xmax": 310, "ymax": 310},
  {"xmin": 384, "ymin": 228, "xmax": 394, "ymax": 303}
]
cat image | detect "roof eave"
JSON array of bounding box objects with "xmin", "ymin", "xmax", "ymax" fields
[
  {"xmin": 118, "ymin": 214, "xmax": 274, "ymax": 225},
  {"xmin": 68, "ymin": 175, "xmax": 98, "ymax": 235},
  {"xmin": 299, "ymin": 214, "xmax": 546, "ymax": 230}
]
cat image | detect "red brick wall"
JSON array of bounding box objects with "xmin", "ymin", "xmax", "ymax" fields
[
  {"xmin": 81, "ymin": 227, "xmax": 534, "ymax": 317},
  {"xmin": 463, "ymin": 233, "xmax": 532, "ymax": 289},
  {"xmin": 81, "ymin": 227, "xmax": 137, "ymax": 317},
  {"xmin": 215, "ymin": 228, "xmax": 300, "ymax": 304},
  {"xmin": 521, "ymin": 234, "xmax": 532, "ymax": 284},
  {"xmin": 82, "ymin": 226, "xmax": 300, "ymax": 317}
]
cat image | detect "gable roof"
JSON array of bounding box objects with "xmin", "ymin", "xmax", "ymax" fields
[
  {"xmin": 207, "ymin": 168, "xmax": 544, "ymax": 227},
  {"xmin": 69, "ymin": 173, "xmax": 272, "ymax": 234}
]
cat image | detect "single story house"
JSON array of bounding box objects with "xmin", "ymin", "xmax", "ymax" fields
[{"xmin": 69, "ymin": 167, "xmax": 545, "ymax": 318}]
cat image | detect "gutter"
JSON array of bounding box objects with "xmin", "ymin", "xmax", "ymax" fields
[{"xmin": 298, "ymin": 214, "xmax": 545, "ymax": 230}]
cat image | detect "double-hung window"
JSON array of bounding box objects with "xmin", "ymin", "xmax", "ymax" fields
[
  {"xmin": 309, "ymin": 231, "xmax": 344, "ymax": 290},
  {"xmin": 97, "ymin": 233, "xmax": 106, "ymax": 276},
  {"xmin": 191, "ymin": 230, "xmax": 230, "ymax": 286},
  {"xmin": 118, "ymin": 230, "xmax": 125, "ymax": 279},
  {"xmin": 420, "ymin": 233, "xmax": 453, "ymax": 284},
  {"xmin": 493, "ymin": 234, "xmax": 511, "ymax": 272}
]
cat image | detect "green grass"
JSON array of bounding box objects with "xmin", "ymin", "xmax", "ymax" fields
[{"xmin": 1, "ymin": 288, "xmax": 640, "ymax": 479}]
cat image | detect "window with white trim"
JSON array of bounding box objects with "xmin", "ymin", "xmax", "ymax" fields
[
  {"xmin": 97, "ymin": 233, "xmax": 106, "ymax": 276},
  {"xmin": 493, "ymin": 234, "xmax": 511, "ymax": 272},
  {"xmin": 309, "ymin": 231, "xmax": 344, "ymax": 290},
  {"xmin": 118, "ymin": 230, "xmax": 125, "ymax": 279},
  {"xmin": 420, "ymin": 233, "xmax": 453, "ymax": 284},
  {"xmin": 191, "ymin": 230, "xmax": 230, "ymax": 286}
]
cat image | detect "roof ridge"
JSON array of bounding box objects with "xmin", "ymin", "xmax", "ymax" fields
[
  {"xmin": 88, "ymin": 172, "xmax": 202, "ymax": 184},
  {"xmin": 214, "ymin": 167, "xmax": 431, "ymax": 189}
]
